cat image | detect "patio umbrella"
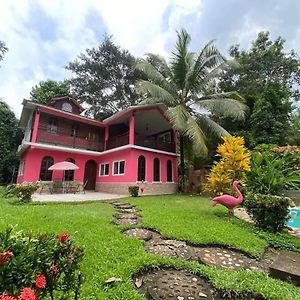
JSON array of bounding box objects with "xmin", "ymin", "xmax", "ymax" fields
[
  {"xmin": 48, "ymin": 161, "xmax": 79, "ymax": 171},
  {"xmin": 48, "ymin": 161, "xmax": 79, "ymax": 193}
]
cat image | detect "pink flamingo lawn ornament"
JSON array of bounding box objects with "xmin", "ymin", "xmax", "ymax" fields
[{"xmin": 211, "ymin": 180, "xmax": 243, "ymax": 214}]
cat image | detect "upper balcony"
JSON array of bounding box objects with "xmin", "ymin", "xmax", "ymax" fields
[
  {"xmin": 34, "ymin": 113, "xmax": 105, "ymax": 152},
  {"xmin": 19, "ymin": 102, "xmax": 177, "ymax": 155}
]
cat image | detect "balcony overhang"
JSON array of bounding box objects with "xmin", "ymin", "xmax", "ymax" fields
[{"xmin": 17, "ymin": 142, "xmax": 179, "ymax": 157}]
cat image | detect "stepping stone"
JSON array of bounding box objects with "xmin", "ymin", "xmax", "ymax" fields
[
  {"xmin": 145, "ymin": 240, "xmax": 193, "ymax": 260},
  {"xmin": 114, "ymin": 218, "xmax": 140, "ymax": 225},
  {"xmin": 118, "ymin": 208, "xmax": 139, "ymax": 213},
  {"xmin": 198, "ymin": 247, "xmax": 256, "ymax": 270},
  {"xmin": 117, "ymin": 204, "xmax": 134, "ymax": 209},
  {"xmin": 123, "ymin": 229, "xmax": 153, "ymax": 241},
  {"xmin": 116, "ymin": 213, "xmax": 138, "ymax": 219},
  {"xmin": 135, "ymin": 269, "xmax": 214, "ymax": 300},
  {"xmin": 269, "ymin": 250, "xmax": 300, "ymax": 284},
  {"xmin": 112, "ymin": 202, "xmax": 127, "ymax": 206}
]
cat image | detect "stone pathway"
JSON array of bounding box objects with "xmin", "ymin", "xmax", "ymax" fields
[{"xmin": 108, "ymin": 200, "xmax": 297, "ymax": 299}]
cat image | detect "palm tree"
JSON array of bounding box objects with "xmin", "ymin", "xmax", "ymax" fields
[{"xmin": 135, "ymin": 29, "xmax": 247, "ymax": 185}]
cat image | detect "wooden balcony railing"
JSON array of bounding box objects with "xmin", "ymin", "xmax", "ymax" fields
[
  {"xmin": 36, "ymin": 127, "xmax": 104, "ymax": 152},
  {"xmin": 135, "ymin": 136, "xmax": 176, "ymax": 153},
  {"xmin": 106, "ymin": 133, "xmax": 129, "ymax": 150}
]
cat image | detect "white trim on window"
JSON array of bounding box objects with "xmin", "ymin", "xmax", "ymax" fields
[
  {"xmin": 112, "ymin": 160, "xmax": 125, "ymax": 175},
  {"xmin": 99, "ymin": 162, "xmax": 109, "ymax": 176}
]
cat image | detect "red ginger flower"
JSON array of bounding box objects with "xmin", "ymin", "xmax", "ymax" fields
[
  {"xmin": 57, "ymin": 232, "xmax": 70, "ymax": 244},
  {"xmin": 0, "ymin": 251, "xmax": 14, "ymax": 265},
  {"xmin": 0, "ymin": 293, "xmax": 17, "ymax": 300},
  {"xmin": 35, "ymin": 274, "xmax": 46, "ymax": 289},
  {"xmin": 17, "ymin": 288, "xmax": 36, "ymax": 300}
]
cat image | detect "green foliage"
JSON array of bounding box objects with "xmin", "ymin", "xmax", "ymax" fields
[
  {"xmin": 250, "ymin": 83, "xmax": 292, "ymax": 145},
  {"xmin": 6, "ymin": 183, "xmax": 39, "ymax": 202},
  {"xmin": 67, "ymin": 35, "xmax": 140, "ymax": 119},
  {"xmin": 29, "ymin": 79, "xmax": 70, "ymax": 104},
  {"xmin": 1, "ymin": 193, "xmax": 300, "ymax": 299},
  {"xmin": 247, "ymin": 149, "xmax": 300, "ymax": 195},
  {"xmin": 128, "ymin": 185, "xmax": 139, "ymax": 197},
  {"xmin": 0, "ymin": 101, "xmax": 22, "ymax": 184},
  {"xmin": 287, "ymin": 109, "xmax": 300, "ymax": 145},
  {"xmin": 219, "ymin": 32, "xmax": 300, "ymax": 147},
  {"xmin": 244, "ymin": 193, "xmax": 291, "ymax": 232},
  {"xmin": 0, "ymin": 226, "xmax": 84, "ymax": 299}
]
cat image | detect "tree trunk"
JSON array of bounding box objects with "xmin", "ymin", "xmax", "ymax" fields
[{"xmin": 179, "ymin": 134, "xmax": 185, "ymax": 191}]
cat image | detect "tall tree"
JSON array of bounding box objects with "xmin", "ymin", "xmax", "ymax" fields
[
  {"xmin": 67, "ymin": 35, "xmax": 140, "ymax": 119},
  {"xmin": 135, "ymin": 29, "xmax": 247, "ymax": 181},
  {"xmin": 29, "ymin": 79, "xmax": 70, "ymax": 104},
  {"xmin": 219, "ymin": 32, "xmax": 300, "ymax": 146},
  {"xmin": 0, "ymin": 101, "xmax": 22, "ymax": 183},
  {"xmin": 0, "ymin": 41, "xmax": 8, "ymax": 63}
]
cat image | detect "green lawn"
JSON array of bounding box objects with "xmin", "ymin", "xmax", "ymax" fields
[{"xmin": 1, "ymin": 194, "xmax": 300, "ymax": 300}]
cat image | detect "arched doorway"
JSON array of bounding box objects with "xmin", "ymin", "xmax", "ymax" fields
[{"xmin": 84, "ymin": 160, "xmax": 97, "ymax": 190}]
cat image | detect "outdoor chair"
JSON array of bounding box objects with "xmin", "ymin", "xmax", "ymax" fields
[{"xmin": 39, "ymin": 181, "xmax": 53, "ymax": 194}]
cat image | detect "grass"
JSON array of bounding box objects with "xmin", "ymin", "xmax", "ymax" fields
[{"xmin": 1, "ymin": 193, "xmax": 300, "ymax": 299}]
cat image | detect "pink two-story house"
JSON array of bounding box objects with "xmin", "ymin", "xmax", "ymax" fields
[{"xmin": 17, "ymin": 96, "xmax": 178, "ymax": 194}]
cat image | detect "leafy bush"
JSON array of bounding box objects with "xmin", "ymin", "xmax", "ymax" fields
[
  {"xmin": 128, "ymin": 186, "xmax": 139, "ymax": 197},
  {"xmin": 204, "ymin": 136, "xmax": 251, "ymax": 195},
  {"xmin": 0, "ymin": 226, "xmax": 84, "ymax": 299},
  {"xmin": 247, "ymin": 148, "xmax": 300, "ymax": 195},
  {"xmin": 5, "ymin": 183, "xmax": 39, "ymax": 202},
  {"xmin": 244, "ymin": 193, "xmax": 291, "ymax": 232}
]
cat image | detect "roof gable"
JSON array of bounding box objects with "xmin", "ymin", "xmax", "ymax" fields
[{"xmin": 47, "ymin": 96, "xmax": 84, "ymax": 114}]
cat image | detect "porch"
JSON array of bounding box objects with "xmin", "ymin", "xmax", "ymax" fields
[{"xmin": 32, "ymin": 191, "xmax": 126, "ymax": 202}]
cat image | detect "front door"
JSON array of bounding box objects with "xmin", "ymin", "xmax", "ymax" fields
[{"xmin": 84, "ymin": 160, "xmax": 97, "ymax": 190}]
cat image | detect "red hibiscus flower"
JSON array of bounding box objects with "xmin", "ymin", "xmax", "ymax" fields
[
  {"xmin": 34, "ymin": 274, "xmax": 46, "ymax": 289},
  {"xmin": 17, "ymin": 288, "xmax": 36, "ymax": 300},
  {"xmin": 57, "ymin": 232, "xmax": 70, "ymax": 244},
  {"xmin": 0, "ymin": 293, "xmax": 17, "ymax": 300},
  {"xmin": 0, "ymin": 251, "xmax": 14, "ymax": 265}
]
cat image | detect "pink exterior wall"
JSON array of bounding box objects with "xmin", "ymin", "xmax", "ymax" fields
[
  {"xmin": 17, "ymin": 146, "xmax": 178, "ymax": 185},
  {"xmin": 97, "ymin": 148, "xmax": 178, "ymax": 184},
  {"xmin": 17, "ymin": 148, "xmax": 98, "ymax": 183}
]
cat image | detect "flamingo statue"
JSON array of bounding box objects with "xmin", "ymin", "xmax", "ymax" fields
[{"xmin": 211, "ymin": 180, "xmax": 243, "ymax": 214}]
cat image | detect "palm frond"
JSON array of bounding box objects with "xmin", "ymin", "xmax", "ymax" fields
[
  {"xmin": 185, "ymin": 113, "xmax": 208, "ymax": 156},
  {"xmin": 136, "ymin": 80, "xmax": 176, "ymax": 106},
  {"xmin": 197, "ymin": 115, "xmax": 231, "ymax": 139},
  {"xmin": 135, "ymin": 60, "xmax": 176, "ymax": 97},
  {"xmin": 165, "ymin": 105, "xmax": 189, "ymax": 133},
  {"xmin": 145, "ymin": 53, "xmax": 173, "ymax": 78},
  {"xmin": 171, "ymin": 29, "xmax": 193, "ymax": 90},
  {"xmin": 197, "ymin": 97, "xmax": 247, "ymax": 120}
]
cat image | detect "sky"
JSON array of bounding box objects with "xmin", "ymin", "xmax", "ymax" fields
[{"xmin": 1, "ymin": 0, "xmax": 300, "ymax": 117}]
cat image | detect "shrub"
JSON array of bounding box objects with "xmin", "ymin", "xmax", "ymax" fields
[
  {"xmin": 128, "ymin": 186, "xmax": 139, "ymax": 197},
  {"xmin": 244, "ymin": 193, "xmax": 291, "ymax": 232},
  {"xmin": 5, "ymin": 183, "xmax": 39, "ymax": 202},
  {"xmin": 0, "ymin": 226, "xmax": 84, "ymax": 299},
  {"xmin": 204, "ymin": 136, "xmax": 251, "ymax": 195},
  {"xmin": 247, "ymin": 148, "xmax": 300, "ymax": 195}
]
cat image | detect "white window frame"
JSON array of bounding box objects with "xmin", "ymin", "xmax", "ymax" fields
[
  {"xmin": 18, "ymin": 160, "xmax": 25, "ymax": 176},
  {"xmin": 99, "ymin": 162, "xmax": 109, "ymax": 176},
  {"xmin": 113, "ymin": 160, "xmax": 125, "ymax": 175}
]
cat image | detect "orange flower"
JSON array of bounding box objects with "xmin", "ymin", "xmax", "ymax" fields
[{"xmin": 17, "ymin": 288, "xmax": 36, "ymax": 300}]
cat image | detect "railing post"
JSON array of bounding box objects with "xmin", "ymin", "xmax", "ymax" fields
[
  {"xmin": 104, "ymin": 125, "xmax": 109, "ymax": 150},
  {"xmin": 129, "ymin": 111, "xmax": 135, "ymax": 145},
  {"xmin": 31, "ymin": 109, "xmax": 40, "ymax": 145}
]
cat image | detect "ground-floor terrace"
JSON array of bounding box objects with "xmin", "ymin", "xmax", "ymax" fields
[{"xmin": 17, "ymin": 145, "xmax": 178, "ymax": 195}]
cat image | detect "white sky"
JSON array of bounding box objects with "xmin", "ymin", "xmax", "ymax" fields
[{"xmin": 0, "ymin": 0, "xmax": 300, "ymax": 117}]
